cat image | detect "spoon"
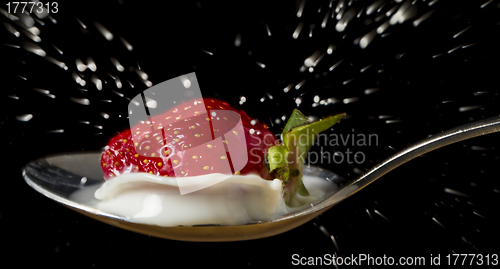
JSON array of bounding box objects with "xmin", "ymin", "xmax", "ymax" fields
[{"xmin": 22, "ymin": 115, "xmax": 500, "ymax": 241}]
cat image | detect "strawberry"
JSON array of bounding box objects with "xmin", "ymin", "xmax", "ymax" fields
[
  {"xmin": 101, "ymin": 98, "xmax": 277, "ymax": 178},
  {"xmin": 100, "ymin": 97, "xmax": 344, "ymax": 203}
]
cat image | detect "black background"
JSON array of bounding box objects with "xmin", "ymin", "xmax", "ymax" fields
[{"xmin": 1, "ymin": 0, "xmax": 500, "ymax": 267}]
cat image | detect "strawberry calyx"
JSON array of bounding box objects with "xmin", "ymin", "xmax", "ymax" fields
[{"xmin": 266, "ymin": 109, "xmax": 345, "ymax": 204}]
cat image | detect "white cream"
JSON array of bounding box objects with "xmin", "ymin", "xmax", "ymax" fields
[{"xmin": 72, "ymin": 173, "xmax": 337, "ymax": 227}]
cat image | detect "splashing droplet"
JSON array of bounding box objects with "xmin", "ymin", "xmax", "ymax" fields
[
  {"xmin": 234, "ymin": 33, "xmax": 241, "ymax": 47},
  {"xmin": 293, "ymin": 22, "xmax": 303, "ymax": 39},
  {"xmin": 265, "ymin": 23, "xmax": 271, "ymax": 36},
  {"xmin": 458, "ymin": 105, "xmax": 481, "ymax": 112},
  {"xmin": 180, "ymin": 75, "xmax": 191, "ymax": 88},
  {"xmin": 91, "ymin": 75, "xmax": 103, "ymax": 90},
  {"xmin": 444, "ymin": 188, "xmax": 470, "ymax": 197},
  {"xmin": 22, "ymin": 41, "xmax": 46, "ymax": 57},
  {"xmin": 16, "ymin": 114, "xmax": 33, "ymax": 122},
  {"xmin": 94, "ymin": 22, "xmax": 114, "ymax": 41},
  {"xmin": 329, "ymin": 59, "xmax": 344, "ymax": 71},
  {"xmin": 343, "ymin": 97, "xmax": 359, "ymax": 104},
  {"xmin": 304, "ymin": 51, "xmax": 321, "ymax": 67},
  {"xmin": 327, "ymin": 45, "xmax": 335, "ymax": 54},
  {"xmin": 295, "ymin": 97, "xmax": 302, "ymax": 107},
  {"xmin": 136, "ymin": 70, "xmax": 148, "ymax": 80},
  {"xmin": 120, "ymin": 36, "xmax": 133, "ymax": 51},
  {"xmin": 110, "ymin": 57, "xmax": 124, "ymax": 72},
  {"xmin": 359, "ymin": 30, "xmax": 377, "ymax": 49},
  {"xmin": 481, "ymin": 0, "xmax": 494, "ymax": 8},
  {"xmin": 101, "ymin": 112, "xmax": 110, "ymax": 119},
  {"xmin": 321, "ymin": 11, "xmax": 330, "ymax": 28},
  {"xmin": 296, "ymin": 0, "xmax": 305, "ymax": 18},
  {"xmin": 3, "ymin": 22, "xmax": 20, "ymax": 37},
  {"xmin": 202, "ymin": 50, "xmax": 213, "ymax": 55},
  {"xmin": 86, "ymin": 57, "xmax": 97, "ymax": 71},
  {"xmin": 413, "ymin": 10, "xmax": 435, "ymax": 27},
  {"xmin": 145, "ymin": 97, "xmax": 157, "ymax": 109},
  {"xmin": 76, "ymin": 18, "xmax": 87, "ymax": 29},
  {"xmin": 453, "ymin": 25, "xmax": 472, "ymax": 39},
  {"xmin": 76, "ymin": 59, "xmax": 87, "ymax": 72},
  {"xmin": 70, "ymin": 97, "xmax": 90, "ymax": 105},
  {"xmin": 295, "ymin": 80, "xmax": 306, "ymax": 90}
]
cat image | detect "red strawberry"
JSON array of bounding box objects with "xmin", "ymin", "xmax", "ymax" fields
[
  {"xmin": 100, "ymin": 98, "xmax": 277, "ymax": 180},
  {"xmin": 100, "ymin": 97, "xmax": 344, "ymax": 203}
]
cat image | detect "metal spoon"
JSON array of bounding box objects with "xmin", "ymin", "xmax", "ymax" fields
[{"xmin": 23, "ymin": 115, "xmax": 500, "ymax": 241}]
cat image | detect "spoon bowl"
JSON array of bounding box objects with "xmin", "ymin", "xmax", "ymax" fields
[
  {"xmin": 23, "ymin": 115, "xmax": 500, "ymax": 241},
  {"xmin": 23, "ymin": 152, "xmax": 347, "ymax": 241}
]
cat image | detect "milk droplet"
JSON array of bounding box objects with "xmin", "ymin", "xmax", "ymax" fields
[
  {"xmin": 70, "ymin": 97, "xmax": 90, "ymax": 105},
  {"xmin": 16, "ymin": 114, "xmax": 33, "ymax": 122},
  {"xmin": 180, "ymin": 76, "xmax": 191, "ymax": 88},
  {"xmin": 295, "ymin": 97, "xmax": 302, "ymax": 106},
  {"xmin": 94, "ymin": 22, "xmax": 114, "ymax": 41},
  {"xmin": 110, "ymin": 57, "xmax": 124, "ymax": 72},
  {"xmin": 120, "ymin": 36, "xmax": 133, "ymax": 51},
  {"xmin": 234, "ymin": 33, "xmax": 241, "ymax": 47},
  {"xmin": 22, "ymin": 41, "xmax": 46, "ymax": 57},
  {"xmin": 145, "ymin": 97, "xmax": 157, "ymax": 109},
  {"xmin": 136, "ymin": 70, "xmax": 149, "ymax": 80}
]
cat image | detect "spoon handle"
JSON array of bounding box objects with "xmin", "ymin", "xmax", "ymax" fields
[{"xmin": 320, "ymin": 115, "xmax": 500, "ymax": 211}]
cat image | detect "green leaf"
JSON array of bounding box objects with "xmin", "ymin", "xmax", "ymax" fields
[
  {"xmin": 267, "ymin": 145, "xmax": 290, "ymax": 183},
  {"xmin": 269, "ymin": 110, "xmax": 345, "ymax": 205},
  {"xmin": 268, "ymin": 145, "xmax": 288, "ymax": 172},
  {"xmin": 285, "ymin": 113, "xmax": 345, "ymax": 159},
  {"xmin": 282, "ymin": 112, "xmax": 345, "ymax": 204},
  {"xmin": 281, "ymin": 109, "xmax": 309, "ymax": 147}
]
